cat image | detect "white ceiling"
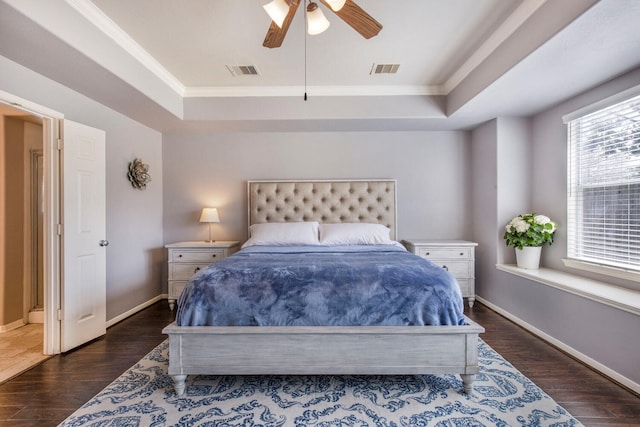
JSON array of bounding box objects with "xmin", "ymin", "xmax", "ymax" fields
[
  {"xmin": 1, "ymin": 0, "xmax": 640, "ymax": 132},
  {"xmin": 88, "ymin": 0, "xmax": 520, "ymax": 94}
]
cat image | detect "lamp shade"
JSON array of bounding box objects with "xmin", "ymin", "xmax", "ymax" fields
[
  {"xmin": 306, "ymin": 2, "xmax": 330, "ymax": 35},
  {"xmin": 199, "ymin": 208, "xmax": 220, "ymax": 223},
  {"xmin": 325, "ymin": 0, "xmax": 346, "ymax": 11},
  {"xmin": 263, "ymin": 0, "xmax": 290, "ymax": 28}
]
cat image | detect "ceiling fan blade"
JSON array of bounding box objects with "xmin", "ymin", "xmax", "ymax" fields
[
  {"xmin": 319, "ymin": 0, "xmax": 382, "ymax": 39},
  {"xmin": 263, "ymin": 1, "xmax": 301, "ymax": 48}
]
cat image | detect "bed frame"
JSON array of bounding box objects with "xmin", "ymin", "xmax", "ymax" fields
[{"xmin": 163, "ymin": 179, "xmax": 484, "ymax": 396}]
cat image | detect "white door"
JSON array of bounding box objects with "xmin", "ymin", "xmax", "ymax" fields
[{"xmin": 61, "ymin": 120, "xmax": 106, "ymax": 352}]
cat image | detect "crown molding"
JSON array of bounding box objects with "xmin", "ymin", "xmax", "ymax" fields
[
  {"xmin": 183, "ymin": 85, "xmax": 445, "ymax": 98},
  {"xmin": 64, "ymin": 0, "xmax": 186, "ymax": 96}
]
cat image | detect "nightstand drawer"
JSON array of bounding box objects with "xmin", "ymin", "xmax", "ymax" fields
[
  {"xmin": 417, "ymin": 247, "xmax": 472, "ymax": 260},
  {"xmin": 429, "ymin": 260, "xmax": 471, "ymax": 278},
  {"xmin": 171, "ymin": 249, "xmax": 225, "ymax": 262},
  {"xmin": 170, "ymin": 263, "xmax": 210, "ymax": 280}
]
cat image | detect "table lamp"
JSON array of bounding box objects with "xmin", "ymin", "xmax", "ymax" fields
[{"xmin": 199, "ymin": 208, "xmax": 220, "ymax": 242}]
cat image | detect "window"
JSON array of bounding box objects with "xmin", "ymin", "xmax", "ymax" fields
[{"xmin": 565, "ymin": 92, "xmax": 640, "ymax": 274}]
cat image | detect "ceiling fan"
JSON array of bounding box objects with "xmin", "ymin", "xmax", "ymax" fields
[{"xmin": 262, "ymin": 0, "xmax": 383, "ymax": 48}]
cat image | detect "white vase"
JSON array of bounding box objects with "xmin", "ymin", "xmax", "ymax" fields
[{"xmin": 515, "ymin": 246, "xmax": 541, "ymax": 269}]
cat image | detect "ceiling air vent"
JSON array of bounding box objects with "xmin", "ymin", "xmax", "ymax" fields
[
  {"xmin": 370, "ymin": 63, "xmax": 400, "ymax": 75},
  {"xmin": 226, "ymin": 65, "xmax": 260, "ymax": 76}
]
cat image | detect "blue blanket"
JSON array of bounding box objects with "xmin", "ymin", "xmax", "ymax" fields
[{"xmin": 176, "ymin": 245, "xmax": 465, "ymax": 327}]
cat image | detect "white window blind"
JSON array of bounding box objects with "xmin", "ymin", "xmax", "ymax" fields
[{"xmin": 567, "ymin": 93, "xmax": 640, "ymax": 272}]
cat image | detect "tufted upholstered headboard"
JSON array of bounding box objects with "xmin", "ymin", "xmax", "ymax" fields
[{"xmin": 247, "ymin": 179, "xmax": 397, "ymax": 240}]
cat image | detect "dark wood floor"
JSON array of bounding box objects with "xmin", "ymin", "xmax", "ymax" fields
[
  {"xmin": 465, "ymin": 305, "xmax": 639, "ymax": 426},
  {"xmin": 0, "ymin": 301, "xmax": 637, "ymax": 426}
]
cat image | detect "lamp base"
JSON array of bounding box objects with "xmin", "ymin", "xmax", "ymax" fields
[{"xmin": 205, "ymin": 223, "xmax": 216, "ymax": 243}]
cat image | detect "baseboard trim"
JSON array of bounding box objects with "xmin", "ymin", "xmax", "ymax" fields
[
  {"xmin": 28, "ymin": 310, "xmax": 44, "ymax": 324},
  {"xmin": 106, "ymin": 294, "xmax": 168, "ymax": 328},
  {"xmin": 476, "ymin": 296, "xmax": 640, "ymax": 395},
  {"xmin": 0, "ymin": 319, "xmax": 25, "ymax": 333}
]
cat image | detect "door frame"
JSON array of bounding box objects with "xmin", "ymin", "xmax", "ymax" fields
[{"xmin": 0, "ymin": 90, "xmax": 63, "ymax": 355}]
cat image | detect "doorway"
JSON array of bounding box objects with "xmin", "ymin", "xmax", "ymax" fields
[
  {"xmin": 0, "ymin": 103, "xmax": 50, "ymax": 381},
  {"xmin": 1, "ymin": 89, "xmax": 108, "ymax": 363},
  {"xmin": 0, "ymin": 105, "xmax": 44, "ymax": 324},
  {"xmin": 0, "ymin": 90, "xmax": 108, "ymax": 368},
  {"xmin": 0, "ymin": 92, "xmax": 63, "ymax": 359}
]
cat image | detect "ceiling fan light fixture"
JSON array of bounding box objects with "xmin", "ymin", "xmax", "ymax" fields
[
  {"xmin": 325, "ymin": 0, "xmax": 346, "ymax": 12},
  {"xmin": 263, "ymin": 0, "xmax": 290, "ymax": 28},
  {"xmin": 306, "ymin": 2, "xmax": 330, "ymax": 35}
]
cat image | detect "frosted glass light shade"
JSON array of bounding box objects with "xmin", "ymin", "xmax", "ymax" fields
[
  {"xmin": 199, "ymin": 208, "xmax": 220, "ymax": 223},
  {"xmin": 325, "ymin": 0, "xmax": 346, "ymax": 11},
  {"xmin": 263, "ymin": 0, "xmax": 290, "ymax": 28},
  {"xmin": 306, "ymin": 2, "xmax": 330, "ymax": 35}
]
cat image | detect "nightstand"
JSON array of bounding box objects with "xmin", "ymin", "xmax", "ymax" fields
[
  {"xmin": 165, "ymin": 241, "xmax": 240, "ymax": 310},
  {"xmin": 402, "ymin": 239, "xmax": 478, "ymax": 308}
]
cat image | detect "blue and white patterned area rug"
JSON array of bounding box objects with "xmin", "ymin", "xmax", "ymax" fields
[{"xmin": 58, "ymin": 340, "xmax": 582, "ymax": 427}]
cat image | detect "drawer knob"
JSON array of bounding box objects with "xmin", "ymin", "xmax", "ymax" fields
[
  {"xmin": 442, "ymin": 265, "xmax": 448, "ymax": 271},
  {"xmin": 460, "ymin": 252, "xmax": 464, "ymax": 256},
  {"xmin": 178, "ymin": 254, "xmax": 183, "ymax": 258},
  {"xmin": 194, "ymin": 267, "xmax": 201, "ymax": 273},
  {"xmin": 212, "ymin": 254, "xmax": 217, "ymax": 258},
  {"xmin": 425, "ymin": 252, "xmax": 430, "ymax": 255}
]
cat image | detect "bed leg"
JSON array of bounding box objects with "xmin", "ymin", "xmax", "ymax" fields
[
  {"xmin": 172, "ymin": 374, "xmax": 187, "ymax": 396},
  {"xmin": 461, "ymin": 374, "xmax": 476, "ymax": 395}
]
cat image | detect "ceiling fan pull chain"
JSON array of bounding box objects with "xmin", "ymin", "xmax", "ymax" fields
[{"xmin": 304, "ymin": 0, "xmax": 308, "ymax": 101}]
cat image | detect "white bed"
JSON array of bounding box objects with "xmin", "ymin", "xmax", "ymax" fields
[{"xmin": 163, "ymin": 179, "xmax": 484, "ymax": 396}]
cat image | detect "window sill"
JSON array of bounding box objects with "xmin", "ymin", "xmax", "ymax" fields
[
  {"xmin": 495, "ymin": 264, "xmax": 640, "ymax": 316},
  {"xmin": 562, "ymin": 258, "xmax": 640, "ymax": 285}
]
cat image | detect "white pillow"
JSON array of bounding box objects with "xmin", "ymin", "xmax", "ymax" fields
[
  {"xmin": 319, "ymin": 223, "xmax": 393, "ymax": 245},
  {"xmin": 242, "ymin": 221, "xmax": 320, "ymax": 248}
]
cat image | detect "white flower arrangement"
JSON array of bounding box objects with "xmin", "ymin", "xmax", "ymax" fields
[{"xmin": 504, "ymin": 213, "xmax": 556, "ymax": 250}]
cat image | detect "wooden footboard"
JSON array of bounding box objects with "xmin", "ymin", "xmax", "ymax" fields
[{"xmin": 162, "ymin": 317, "xmax": 484, "ymax": 396}]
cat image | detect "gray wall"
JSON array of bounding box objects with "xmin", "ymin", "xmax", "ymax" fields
[
  {"xmin": 3, "ymin": 45, "xmax": 638, "ymax": 390},
  {"xmin": 0, "ymin": 55, "xmax": 164, "ymax": 321},
  {"xmin": 162, "ymin": 131, "xmax": 472, "ymax": 246},
  {"xmin": 472, "ymin": 68, "xmax": 640, "ymax": 387}
]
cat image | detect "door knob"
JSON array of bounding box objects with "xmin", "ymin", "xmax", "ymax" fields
[{"xmin": 99, "ymin": 240, "xmax": 109, "ymax": 247}]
